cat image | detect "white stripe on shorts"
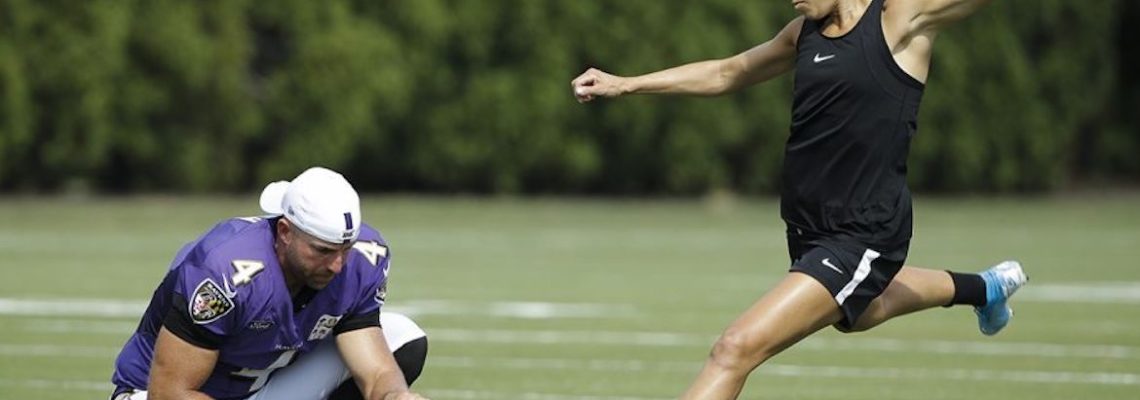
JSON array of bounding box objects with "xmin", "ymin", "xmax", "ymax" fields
[{"xmin": 835, "ymin": 249, "xmax": 881, "ymax": 305}]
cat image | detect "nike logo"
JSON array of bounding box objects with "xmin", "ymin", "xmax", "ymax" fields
[
  {"xmin": 822, "ymin": 258, "xmax": 844, "ymax": 274},
  {"xmin": 813, "ymin": 53, "xmax": 836, "ymax": 63},
  {"xmin": 221, "ymin": 274, "xmax": 238, "ymax": 298}
]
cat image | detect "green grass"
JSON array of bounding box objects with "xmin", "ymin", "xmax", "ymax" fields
[{"xmin": 1, "ymin": 195, "xmax": 1138, "ymax": 399}]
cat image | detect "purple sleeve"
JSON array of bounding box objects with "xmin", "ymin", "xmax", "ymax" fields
[{"xmin": 165, "ymin": 262, "xmax": 239, "ymax": 343}]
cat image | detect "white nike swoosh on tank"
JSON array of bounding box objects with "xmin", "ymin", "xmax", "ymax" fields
[{"xmin": 814, "ymin": 53, "xmax": 836, "ymax": 63}]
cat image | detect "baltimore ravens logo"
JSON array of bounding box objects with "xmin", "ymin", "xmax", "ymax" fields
[{"xmin": 190, "ymin": 278, "xmax": 235, "ymax": 324}]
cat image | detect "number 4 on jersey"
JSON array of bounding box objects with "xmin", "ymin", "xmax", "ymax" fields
[
  {"xmin": 353, "ymin": 241, "xmax": 388, "ymax": 267},
  {"xmin": 231, "ymin": 260, "xmax": 265, "ymax": 286}
]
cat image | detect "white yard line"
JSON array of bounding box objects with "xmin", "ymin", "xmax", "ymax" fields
[
  {"xmin": 0, "ymin": 379, "xmax": 675, "ymax": 400},
  {"xmin": 0, "ymin": 298, "xmax": 146, "ymax": 318},
  {"xmin": 0, "ymin": 343, "xmax": 119, "ymax": 358},
  {"xmin": 17, "ymin": 320, "xmax": 1138, "ymax": 361},
  {"xmin": 21, "ymin": 319, "xmax": 139, "ymax": 334},
  {"xmin": 425, "ymin": 328, "xmax": 1140, "ymax": 360},
  {"xmin": 0, "ymin": 282, "xmax": 1136, "ymax": 320},
  {"xmin": 428, "ymin": 328, "xmax": 709, "ymax": 347},
  {"xmin": 2, "ymin": 352, "xmax": 1137, "ymax": 399},
  {"xmin": 802, "ymin": 336, "xmax": 1139, "ymax": 360},
  {"xmin": 1017, "ymin": 282, "xmax": 1140, "ymax": 304},
  {"xmin": 761, "ymin": 363, "xmax": 1140, "ymax": 386},
  {"xmin": 391, "ymin": 300, "xmax": 638, "ymax": 319},
  {"xmin": 11, "ymin": 318, "xmax": 1140, "ymax": 364},
  {"xmin": 429, "ymin": 356, "xmax": 1140, "ymax": 386},
  {"xmin": 0, "ymin": 298, "xmax": 635, "ymax": 319},
  {"xmin": 0, "ymin": 378, "xmax": 111, "ymax": 392}
]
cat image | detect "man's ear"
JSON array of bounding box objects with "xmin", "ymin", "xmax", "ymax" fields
[{"xmin": 276, "ymin": 218, "xmax": 293, "ymax": 244}]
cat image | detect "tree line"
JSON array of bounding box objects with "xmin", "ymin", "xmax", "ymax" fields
[{"xmin": 1, "ymin": 0, "xmax": 1135, "ymax": 194}]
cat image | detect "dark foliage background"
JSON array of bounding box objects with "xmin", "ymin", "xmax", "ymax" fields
[{"xmin": 1, "ymin": 0, "xmax": 1135, "ymax": 194}]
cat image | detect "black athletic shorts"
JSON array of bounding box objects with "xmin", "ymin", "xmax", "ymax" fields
[{"xmin": 787, "ymin": 227, "xmax": 909, "ymax": 330}]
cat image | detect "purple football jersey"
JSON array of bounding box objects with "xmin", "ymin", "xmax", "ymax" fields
[{"xmin": 112, "ymin": 217, "xmax": 391, "ymax": 400}]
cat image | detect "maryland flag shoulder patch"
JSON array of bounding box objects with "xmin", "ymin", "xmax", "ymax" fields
[{"xmin": 189, "ymin": 278, "xmax": 235, "ymax": 324}]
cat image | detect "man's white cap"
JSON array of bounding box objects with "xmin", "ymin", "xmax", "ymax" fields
[{"xmin": 259, "ymin": 167, "xmax": 362, "ymax": 244}]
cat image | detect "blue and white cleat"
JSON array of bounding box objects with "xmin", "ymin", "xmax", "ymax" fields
[{"xmin": 976, "ymin": 260, "xmax": 1028, "ymax": 336}]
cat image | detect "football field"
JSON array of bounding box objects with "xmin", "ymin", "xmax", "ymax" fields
[{"xmin": 1, "ymin": 195, "xmax": 1138, "ymax": 399}]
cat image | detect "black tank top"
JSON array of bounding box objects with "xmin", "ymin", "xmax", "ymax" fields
[{"xmin": 782, "ymin": 0, "xmax": 924, "ymax": 247}]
